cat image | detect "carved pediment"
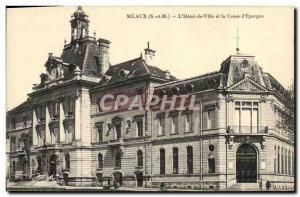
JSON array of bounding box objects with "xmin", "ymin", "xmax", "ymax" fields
[{"xmin": 227, "ymin": 77, "xmax": 268, "ymax": 92}]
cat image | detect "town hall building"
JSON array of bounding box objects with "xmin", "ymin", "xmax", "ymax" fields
[{"xmin": 6, "ymin": 7, "xmax": 294, "ymax": 190}]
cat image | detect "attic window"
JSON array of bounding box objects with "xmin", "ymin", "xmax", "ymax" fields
[
  {"xmin": 119, "ymin": 69, "xmax": 129, "ymax": 78},
  {"xmin": 241, "ymin": 59, "xmax": 249, "ymax": 68}
]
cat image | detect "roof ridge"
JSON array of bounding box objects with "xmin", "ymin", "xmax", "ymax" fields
[
  {"xmin": 155, "ymin": 70, "xmax": 220, "ymax": 88},
  {"xmin": 112, "ymin": 56, "xmax": 142, "ymax": 67}
]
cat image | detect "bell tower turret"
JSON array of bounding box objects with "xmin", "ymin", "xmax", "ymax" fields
[{"xmin": 70, "ymin": 6, "xmax": 89, "ymax": 41}]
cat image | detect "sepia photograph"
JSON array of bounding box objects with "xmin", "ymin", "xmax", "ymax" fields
[{"xmin": 5, "ymin": 6, "xmax": 295, "ymax": 192}]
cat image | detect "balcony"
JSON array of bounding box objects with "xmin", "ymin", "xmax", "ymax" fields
[
  {"xmin": 108, "ymin": 138, "xmax": 124, "ymax": 147},
  {"xmin": 227, "ymin": 126, "xmax": 268, "ymax": 134}
]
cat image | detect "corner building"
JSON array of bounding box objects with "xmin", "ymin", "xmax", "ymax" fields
[{"xmin": 6, "ymin": 7, "xmax": 294, "ymax": 190}]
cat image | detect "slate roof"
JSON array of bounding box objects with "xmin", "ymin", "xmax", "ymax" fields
[
  {"xmin": 7, "ymin": 100, "xmax": 31, "ymax": 115},
  {"xmin": 101, "ymin": 56, "xmax": 177, "ymax": 85},
  {"xmin": 60, "ymin": 39, "xmax": 100, "ymax": 77}
]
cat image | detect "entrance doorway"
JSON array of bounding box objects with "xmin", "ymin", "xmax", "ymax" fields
[
  {"xmin": 113, "ymin": 171, "xmax": 122, "ymax": 186},
  {"xmin": 49, "ymin": 155, "xmax": 58, "ymax": 176},
  {"xmin": 136, "ymin": 172, "xmax": 143, "ymax": 187},
  {"xmin": 236, "ymin": 144, "xmax": 257, "ymax": 183}
]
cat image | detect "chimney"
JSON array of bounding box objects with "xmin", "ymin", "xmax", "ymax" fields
[
  {"xmin": 48, "ymin": 53, "xmax": 53, "ymax": 59},
  {"xmin": 144, "ymin": 42, "xmax": 156, "ymax": 65},
  {"xmin": 164, "ymin": 70, "xmax": 170, "ymax": 80},
  {"xmin": 97, "ymin": 38, "xmax": 111, "ymax": 76}
]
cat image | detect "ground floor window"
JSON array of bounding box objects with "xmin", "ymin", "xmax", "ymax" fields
[
  {"xmin": 160, "ymin": 148, "xmax": 165, "ymax": 175},
  {"xmin": 208, "ymin": 158, "xmax": 215, "ymax": 173},
  {"xmin": 187, "ymin": 146, "xmax": 193, "ymax": 174}
]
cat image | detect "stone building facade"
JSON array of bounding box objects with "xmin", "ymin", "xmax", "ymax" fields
[{"xmin": 6, "ymin": 7, "xmax": 294, "ymax": 190}]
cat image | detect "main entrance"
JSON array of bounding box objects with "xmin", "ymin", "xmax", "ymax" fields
[
  {"xmin": 236, "ymin": 144, "xmax": 257, "ymax": 183},
  {"xmin": 49, "ymin": 155, "xmax": 58, "ymax": 176},
  {"xmin": 113, "ymin": 171, "xmax": 122, "ymax": 186},
  {"xmin": 136, "ymin": 172, "xmax": 143, "ymax": 187}
]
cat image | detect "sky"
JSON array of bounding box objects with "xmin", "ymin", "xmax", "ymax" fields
[{"xmin": 6, "ymin": 6, "xmax": 294, "ymax": 111}]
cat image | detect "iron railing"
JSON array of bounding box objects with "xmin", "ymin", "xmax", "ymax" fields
[{"xmin": 227, "ymin": 126, "xmax": 268, "ymax": 134}]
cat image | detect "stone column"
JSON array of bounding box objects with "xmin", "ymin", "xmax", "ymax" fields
[
  {"xmin": 32, "ymin": 106, "xmax": 38, "ymax": 146},
  {"xmin": 59, "ymin": 98, "xmax": 65, "ymax": 143},
  {"xmin": 45, "ymin": 102, "xmax": 51, "ymax": 145}
]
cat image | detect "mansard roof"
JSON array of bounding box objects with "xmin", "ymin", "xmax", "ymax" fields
[
  {"xmin": 98, "ymin": 56, "xmax": 177, "ymax": 85},
  {"xmin": 61, "ymin": 38, "xmax": 101, "ymax": 77},
  {"xmin": 154, "ymin": 71, "xmax": 221, "ymax": 94},
  {"xmin": 153, "ymin": 52, "xmax": 289, "ymax": 101}
]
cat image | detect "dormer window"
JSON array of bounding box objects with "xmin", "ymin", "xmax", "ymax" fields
[{"xmin": 119, "ymin": 69, "xmax": 129, "ymax": 79}]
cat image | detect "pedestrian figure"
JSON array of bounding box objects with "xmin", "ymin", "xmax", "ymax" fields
[
  {"xmin": 266, "ymin": 180, "xmax": 271, "ymax": 191},
  {"xmin": 259, "ymin": 179, "xmax": 263, "ymax": 191}
]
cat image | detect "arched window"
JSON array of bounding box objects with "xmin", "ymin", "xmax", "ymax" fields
[
  {"xmin": 173, "ymin": 147, "xmax": 178, "ymax": 174},
  {"xmin": 160, "ymin": 148, "xmax": 165, "ymax": 175},
  {"xmin": 137, "ymin": 150, "xmax": 143, "ymax": 167},
  {"xmin": 65, "ymin": 153, "xmax": 70, "ymax": 170},
  {"xmin": 277, "ymin": 147, "xmax": 280, "ymax": 173},
  {"xmin": 187, "ymin": 146, "xmax": 193, "ymax": 174},
  {"xmin": 98, "ymin": 153, "xmax": 103, "ymax": 169},
  {"xmin": 115, "ymin": 152, "xmax": 121, "ymax": 168}
]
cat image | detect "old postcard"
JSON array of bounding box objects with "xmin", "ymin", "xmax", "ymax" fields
[{"xmin": 6, "ymin": 6, "xmax": 295, "ymax": 192}]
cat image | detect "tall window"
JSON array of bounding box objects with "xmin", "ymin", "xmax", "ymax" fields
[
  {"xmin": 158, "ymin": 115, "xmax": 165, "ymax": 136},
  {"xmin": 114, "ymin": 123, "xmax": 122, "ymax": 139},
  {"xmin": 37, "ymin": 157, "xmax": 41, "ymax": 173},
  {"xmin": 208, "ymin": 158, "xmax": 215, "ymax": 173},
  {"xmin": 234, "ymin": 101, "xmax": 259, "ymax": 133},
  {"xmin": 37, "ymin": 105, "xmax": 46, "ymax": 121},
  {"xmin": 187, "ymin": 146, "xmax": 193, "ymax": 174},
  {"xmin": 185, "ymin": 112, "xmax": 193, "ymax": 132},
  {"xmin": 277, "ymin": 147, "xmax": 280, "ymax": 173},
  {"xmin": 207, "ymin": 109, "xmax": 215, "ymax": 129},
  {"xmin": 281, "ymin": 147, "xmax": 284, "ymax": 174},
  {"xmin": 51, "ymin": 127, "xmax": 59, "ymax": 144},
  {"xmin": 65, "ymin": 125, "xmax": 74, "ymax": 143},
  {"xmin": 285, "ymin": 149, "xmax": 287, "ymax": 174},
  {"xmin": 173, "ymin": 147, "xmax": 178, "ymax": 174},
  {"xmin": 65, "ymin": 153, "xmax": 70, "ymax": 170},
  {"xmin": 11, "ymin": 118, "xmax": 16, "ymax": 129},
  {"xmin": 160, "ymin": 148, "xmax": 165, "ymax": 175},
  {"xmin": 115, "ymin": 152, "xmax": 121, "ymax": 168},
  {"xmin": 64, "ymin": 97, "xmax": 75, "ymax": 116},
  {"xmin": 292, "ymin": 151, "xmax": 294, "ymax": 175},
  {"xmin": 137, "ymin": 150, "xmax": 143, "ymax": 167},
  {"xmin": 274, "ymin": 146, "xmax": 277, "ymax": 173},
  {"xmin": 171, "ymin": 115, "xmax": 179, "ymax": 134},
  {"xmin": 98, "ymin": 153, "xmax": 103, "ymax": 169},
  {"xmin": 49, "ymin": 101, "xmax": 59, "ymax": 119},
  {"xmin": 136, "ymin": 118, "xmax": 143, "ymax": 137},
  {"xmin": 96, "ymin": 123, "xmax": 103, "ymax": 142},
  {"xmin": 11, "ymin": 137, "xmax": 16, "ymax": 152},
  {"xmin": 288, "ymin": 150, "xmax": 291, "ymax": 175},
  {"xmin": 23, "ymin": 115, "xmax": 27, "ymax": 128}
]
